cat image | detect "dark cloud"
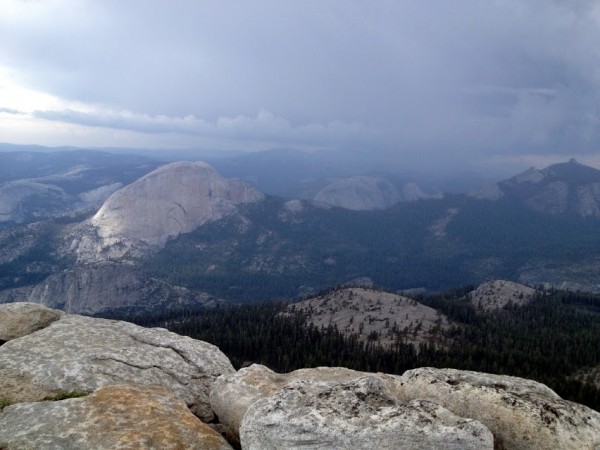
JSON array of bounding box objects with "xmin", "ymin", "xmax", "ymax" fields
[{"xmin": 1, "ymin": 0, "xmax": 599, "ymax": 172}]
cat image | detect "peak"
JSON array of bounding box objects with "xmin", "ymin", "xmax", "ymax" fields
[
  {"xmin": 503, "ymin": 160, "xmax": 600, "ymax": 187},
  {"xmin": 152, "ymin": 160, "xmax": 215, "ymax": 173},
  {"xmin": 90, "ymin": 161, "xmax": 264, "ymax": 248},
  {"xmin": 542, "ymin": 159, "xmax": 600, "ymax": 184}
]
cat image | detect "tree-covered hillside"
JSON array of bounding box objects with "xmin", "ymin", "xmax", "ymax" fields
[
  {"xmin": 108, "ymin": 287, "xmax": 600, "ymax": 412},
  {"xmin": 142, "ymin": 194, "xmax": 600, "ymax": 302}
]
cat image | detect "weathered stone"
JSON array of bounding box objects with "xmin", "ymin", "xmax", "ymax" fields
[
  {"xmin": 91, "ymin": 161, "xmax": 264, "ymax": 248},
  {"xmin": 396, "ymin": 367, "xmax": 600, "ymax": 450},
  {"xmin": 240, "ymin": 376, "xmax": 494, "ymax": 450},
  {"xmin": 0, "ymin": 302, "xmax": 62, "ymax": 341},
  {"xmin": 0, "ymin": 384, "xmax": 233, "ymax": 450},
  {"xmin": 469, "ymin": 280, "xmax": 537, "ymax": 312},
  {"xmin": 0, "ymin": 313, "xmax": 235, "ymax": 421},
  {"xmin": 5, "ymin": 262, "xmax": 216, "ymax": 315},
  {"xmin": 286, "ymin": 287, "xmax": 452, "ymax": 347},
  {"xmin": 210, "ymin": 364, "xmax": 375, "ymax": 443},
  {"xmin": 314, "ymin": 176, "xmax": 403, "ymax": 210}
]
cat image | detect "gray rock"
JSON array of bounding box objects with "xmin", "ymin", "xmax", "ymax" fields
[
  {"xmin": 91, "ymin": 161, "xmax": 264, "ymax": 248},
  {"xmin": 0, "ymin": 180, "xmax": 69, "ymax": 223},
  {"xmin": 469, "ymin": 279, "xmax": 537, "ymax": 312},
  {"xmin": 240, "ymin": 376, "xmax": 494, "ymax": 450},
  {"xmin": 396, "ymin": 367, "xmax": 600, "ymax": 450},
  {"xmin": 314, "ymin": 176, "xmax": 403, "ymax": 210},
  {"xmin": 2, "ymin": 262, "xmax": 216, "ymax": 315},
  {"xmin": 0, "ymin": 384, "xmax": 233, "ymax": 450},
  {"xmin": 0, "ymin": 313, "xmax": 235, "ymax": 421},
  {"xmin": 0, "ymin": 302, "xmax": 62, "ymax": 341},
  {"xmin": 210, "ymin": 364, "xmax": 375, "ymax": 443},
  {"xmin": 525, "ymin": 181, "xmax": 569, "ymax": 215}
]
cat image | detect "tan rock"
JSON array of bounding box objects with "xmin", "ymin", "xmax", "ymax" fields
[
  {"xmin": 210, "ymin": 364, "xmax": 374, "ymax": 443},
  {"xmin": 396, "ymin": 367, "xmax": 600, "ymax": 450},
  {"xmin": 0, "ymin": 302, "xmax": 62, "ymax": 341},
  {"xmin": 0, "ymin": 312, "xmax": 235, "ymax": 421},
  {"xmin": 0, "ymin": 384, "xmax": 233, "ymax": 450}
]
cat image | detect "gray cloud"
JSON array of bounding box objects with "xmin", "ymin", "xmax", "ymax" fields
[
  {"xmin": 1, "ymin": 0, "xmax": 600, "ymax": 172},
  {"xmin": 32, "ymin": 108, "xmax": 374, "ymax": 149}
]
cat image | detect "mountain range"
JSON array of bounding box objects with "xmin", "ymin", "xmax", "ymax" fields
[{"xmin": 0, "ymin": 149, "xmax": 599, "ymax": 313}]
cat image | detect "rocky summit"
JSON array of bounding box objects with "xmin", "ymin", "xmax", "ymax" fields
[
  {"xmin": 1, "ymin": 302, "xmax": 599, "ymax": 449},
  {"xmin": 91, "ymin": 161, "xmax": 264, "ymax": 248}
]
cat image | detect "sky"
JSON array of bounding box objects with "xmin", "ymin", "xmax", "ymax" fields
[{"xmin": 1, "ymin": 0, "xmax": 600, "ymax": 174}]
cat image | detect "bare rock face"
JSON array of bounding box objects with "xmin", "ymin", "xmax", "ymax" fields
[
  {"xmin": 1, "ymin": 262, "xmax": 216, "ymax": 315},
  {"xmin": 499, "ymin": 160, "xmax": 600, "ymax": 218},
  {"xmin": 0, "ymin": 180, "xmax": 69, "ymax": 223},
  {"xmin": 396, "ymin": 367, "xmax": 600, "ymax": 450},
  {"xmin": 0, "ymin": 384, "xmax": 233, "ymax": 450},
  {"xmin": 525, "ymin": 181, "xmax": 570, "ymax": 215},
  {"xmin": 91, "ymin": 161, "xmax": 264, "ymax": 248},
  {"xmin": 0, "ymin": 302, "xmax": 62, "ymax": 341},
  {"xmin": 286, "ymin": 287, "xmax": 451, "ymax": 347},
  {"xmin": 0, "ymin": 312, "xmax": 235, "ymax": 421},
  {"xmin": 314, "ymin": 176, "xmax": 403, "ymax": 210},
  {"xmin": 240, "ymin": 376, "xmax": 493, "ymax": 450}
]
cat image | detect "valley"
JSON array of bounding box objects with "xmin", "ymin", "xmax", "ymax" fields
[{"xmin": 1, "ymin": 148, "xmax": 600, "ymax": 413}]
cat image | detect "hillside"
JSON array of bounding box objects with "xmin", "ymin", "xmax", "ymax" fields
[
  {"xmin": 2, "ymin": 157, "xmax": 600, "ymax": 311},
  {"xmin": 0, "ymin": 150, "xmax": 161, "ymax": 224},
  {"xmin": 286, "ymin": 287, "xmax": 452, "ymax": 347},
  {"xmin": 468, "ymin": 280, "xmax": 538, "ymax": 312}
]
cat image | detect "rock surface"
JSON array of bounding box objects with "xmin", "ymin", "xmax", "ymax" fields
[
  {"xmin": 396, "ymin": 367, "xmax": 600, "ymax": 450},
  {"xmin": 0, "ymin": 384, "xmax": 233, "ymax": 450},
  {"xmin": 0, "ymin": 262, "xmax": 217, "ymax": 315},
  {"xmin": 0, "ymin": 302, "xmax": 62, "ymax": 341},
  {"xmin": 286, "ymin": 287, "xmax": 451, "ymax": 347},
  {"xmin": 469, "ymin": 280, "xmax": 537, "ymax": 312},
  {"xmin": 91, "ymin": 161, "xmax": 264, "ymax": 247},
  {"xmin": 212, "ymin": 364, "xmax": 600, "ymax": 450},
  {"xmin": 0, "ymin": 180, "xmax": 69, "ymax": 223},
  {"xmin": 210, "ymin": 364, "xmax": 374, "ymax": 443},
  {"xmin": 500, "ymin": 160, "xmax": 600, "ymax": 218},
  {"xmin": 314, "ymin": 176, "xmax": 403, "ymax": 210},
  {"xmin": 240, "ymin": 376, "xmax": 493, "ymax": 450},
  {"xmin": 0, "ymin": 312, "xmax": 235, "ymax": 421}
]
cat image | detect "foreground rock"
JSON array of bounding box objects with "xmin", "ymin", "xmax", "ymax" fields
[
  {"xmin": 210, "ymin": 364, "xmax": 374, "ymax": 443},
  {"xmin": 397, "ymin": 367, "xmax": 600, "ymax": 450},
  {"xmin": 0, "ymin": 384, "xmax": 233, "ymax": 450},
  {"xmin": 240, "ymin": 376, "xmax": 493, "ymax": 450},
  {"xmin": 0, "ymin": 309, "xmax": 234, "ymax": 421},
  {"xmin": 212, "ymin": 364, "xmax": 600, "ymax": 450},
  {"xmin": 0, "ymin": 302, "xmax": 62, "ymax": 341}
]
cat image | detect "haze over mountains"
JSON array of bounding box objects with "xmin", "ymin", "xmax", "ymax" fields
[{"xmin": 0, "ymin": 147, "xmax": 600, "ymax": 313}]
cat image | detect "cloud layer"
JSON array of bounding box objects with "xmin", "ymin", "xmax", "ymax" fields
[{"xmin": 1, "ymin": 0, "xmax": 600, "ymax": 172}]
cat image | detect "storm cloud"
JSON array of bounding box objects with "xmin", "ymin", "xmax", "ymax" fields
[{"xmin": 1, "ymin": 0, "xmax": 599, "ymax": 172}]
